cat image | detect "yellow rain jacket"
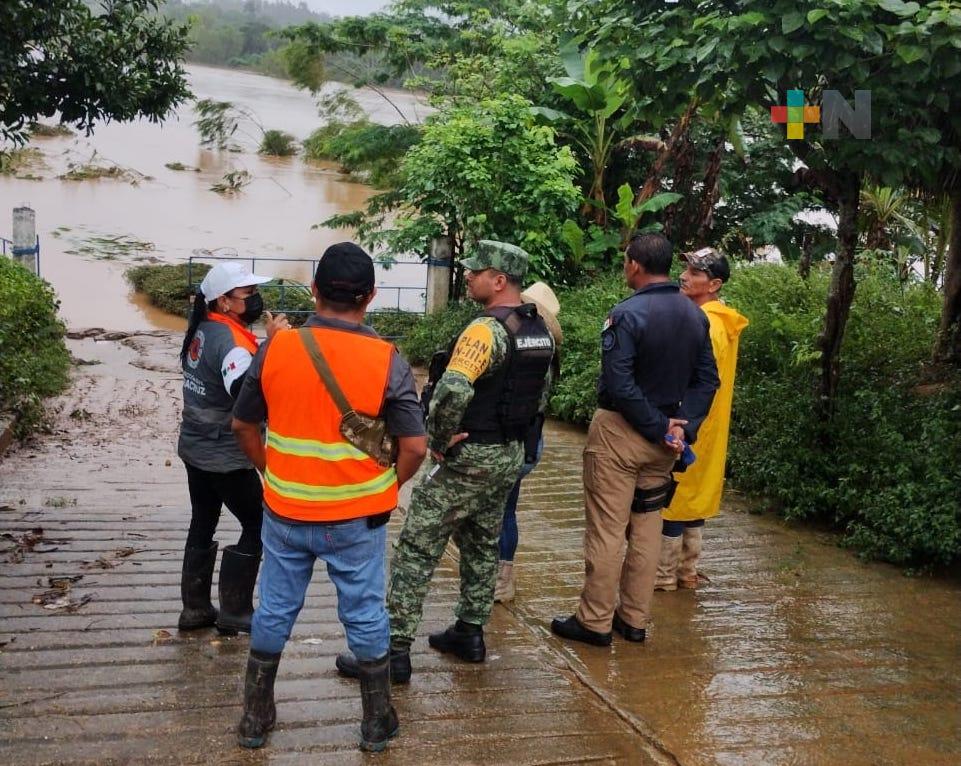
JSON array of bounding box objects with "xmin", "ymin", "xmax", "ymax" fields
[{"xmin": 663, "ymin": 300, "xmax": 749, "ymax": 522}]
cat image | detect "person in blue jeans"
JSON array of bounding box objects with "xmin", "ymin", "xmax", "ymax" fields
[
  {"xmin": 493, "ymin": 280, "xmax": 562, "ymax": 603},
  {"xmin": 230, "ymin": 244, "xmax": 427, "ymax": 752},
  {"xmin": 494, "ymin": 436, "xmax": 543, "ymax": 602}
]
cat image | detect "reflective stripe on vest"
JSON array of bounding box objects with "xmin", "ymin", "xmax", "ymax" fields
[
  {"xmin": 263, "ymin": 465, "xmax": 397, "ymax": 503},
  {"xmin": 260, "ymin": 326, "xmax": 397, "ymax": 522},
  {"xmin": 266, "ymin": 432, "xmax": 368, "ymax": 461}
]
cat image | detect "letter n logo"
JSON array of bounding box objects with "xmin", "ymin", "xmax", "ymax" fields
[{"xmin": 821, "ymin": 90, "xmax": 872, "ymax": 139}]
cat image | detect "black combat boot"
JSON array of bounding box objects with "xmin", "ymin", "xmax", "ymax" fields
[
  {"xmin": 550, "ymin": 614, "xmax": 612, "ymax": 646},
  {"xmin": 236, "ymin": 649, "xmax": 281, "ymax": 749},
  {"xmin": 217, "ymin": 545, "xmax": 260, "ymax": 635},
  {"xmin": 177, "ymin": 542, "xmax": 218, "ymax": 630},
  {"xmin": 427, "ymin": 619, "xmax": 486, "ymax": 662},
  {"xmin": 335, "ymin": 647, "xmax": 412, "ymax": 684},
  {"xmin": 357, "ymin": 654, "xmax": 399, "ymax": 752}
]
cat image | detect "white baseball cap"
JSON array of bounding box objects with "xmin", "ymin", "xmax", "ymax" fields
[{"xmin": 200, "ymin": 261, "xmax": 271, "ymax": 301}]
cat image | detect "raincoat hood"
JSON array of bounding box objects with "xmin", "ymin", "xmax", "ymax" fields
[{"xmin": 702, "ymin": 300, "xmax": 749, "ymax": 341}]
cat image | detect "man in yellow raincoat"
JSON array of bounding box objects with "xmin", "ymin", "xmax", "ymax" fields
[{"xmin": 656, "ymin": 248, "xmax": 748, "ymax": 590}]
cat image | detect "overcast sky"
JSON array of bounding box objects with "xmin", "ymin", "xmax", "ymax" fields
[{"xmin": 302, "ymin": 0, "xmax": 389, "ymax": 15}]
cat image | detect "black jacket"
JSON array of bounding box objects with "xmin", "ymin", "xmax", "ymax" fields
[{"xmin": 596, "ymin": 282, "xmax": 719, "ymax": 445}]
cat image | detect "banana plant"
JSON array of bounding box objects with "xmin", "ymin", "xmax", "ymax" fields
[
  {"xmin": 559, "ymin": 184, "xmax": 682, "ymax": 270},
  {"xmin": 613, "ymin": 183, "xmax": 683, "ymax": 246},
  {"xmin": 533, "ymin": 42, "xmax": 635, "ymax": 226}
]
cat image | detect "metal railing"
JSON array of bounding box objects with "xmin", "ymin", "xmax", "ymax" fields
[
  {"xmin": 1, "ymin": 235, "xmax": 41, "ymax": 273},
  {"xmin": 186, "ymin": 253, "xmax": 427, "ymax": 339}
]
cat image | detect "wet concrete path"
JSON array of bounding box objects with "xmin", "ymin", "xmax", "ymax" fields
[
  {"xmin": 1, "ymin": 332, "xmax": 959, "ymax": 765},
  {"xmin": 0, "ymin": 333, "xmax": 659, "ymax": 765},
  {"xmin": 511, "ymin": 424, "xmax": 961, "ymax": 765}
]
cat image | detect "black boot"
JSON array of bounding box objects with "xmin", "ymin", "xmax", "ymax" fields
[
  {"xmin": 335, "ymin": 647, "xmax": 412, "ymax": 684},
  {"xmin": 178, "ymin": 543, "xmax": 218, "ymax": 630},
  {"xmin": 358, "ymin": 654, "xmax": 399, "ymax": 752},
  {"xmin": 237, "ymin": 649, "xmax": 280, "ymax": 749},
  {"xmin": 427, "ymin": 620, "xmax": 485, "ymax": 662},
  {"xmin": 217, "ymin": 545, "xmax": 260, "ymax": 635},
  {"xmin": 612, "ymin": 612, "xmax": 646, "ymax": 642},
  {"xmin": 550, "ymin": 614, "xmax": 612, "ymax": 646}
]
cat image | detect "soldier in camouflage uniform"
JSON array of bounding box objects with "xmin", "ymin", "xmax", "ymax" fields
[{"xmin": 335, "ymin": 241, "xmax": 555, "ymax": 683}]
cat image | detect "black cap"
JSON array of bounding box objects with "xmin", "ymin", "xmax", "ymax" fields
[
  {"xmin": 680, "ymin": 247, "xmax": 731, "ymax": 283},
  {"xmin": 314, "ymin": 242, "xmax": 376, "ymax": 304}
]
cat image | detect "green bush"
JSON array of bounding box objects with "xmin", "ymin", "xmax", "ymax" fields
[
  {"xmin": 303, "ymin": 121, "xmax": 420, "ymax": 188},
  {"xmin": 548, "ymin": 272, "xmax": 628, "ymax": 423},
  {"xmin": 127, "ymin": 262, "xmax": 427, "ymax": 335},
  {"xmin": 397, "ymin": 301, "xmax": 482, "ymax": 365},
  {"xmin": 0, "ymin": 259, "xmax": 71, "ymax": 435},
  {"xmin": 723, "ymin": 262, "xmax": 960, "ymax": 568},
  {"xmin": 258, "ymin": 130, "xmax": 298, "ymax": 157},
  {"xmin": 127, "ymin": 262, "xmax": 210, "ymax": 317}
]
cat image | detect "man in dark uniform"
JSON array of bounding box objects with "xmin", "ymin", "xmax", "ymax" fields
[{"xmin": 552, "ymin": 233, "xmax": 719, "ymax": 646}]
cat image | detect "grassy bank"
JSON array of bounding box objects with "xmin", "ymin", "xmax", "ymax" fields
[
  {"xmin": 0, "ymin": 259, "xmax": 71, "ymax": 437},
  {"xmin": 126, "ymin": 262, "xmax": 423, "ymax": 339}
]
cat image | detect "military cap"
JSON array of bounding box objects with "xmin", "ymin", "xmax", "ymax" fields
[{"xmin": 460, "ymin": 240, "xmax": 529, "ymax": 279}]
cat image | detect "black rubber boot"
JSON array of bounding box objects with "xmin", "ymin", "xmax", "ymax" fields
[
  {"xmin": 236, "ymin": 649, "xmax": 280, "ymax": 749},
  {"xmin": 335, "ymin": 647, "xmax": 412, "ymax": 684},
  {"xmin": 358, "ymin": 654, "xmax": 399, "ymax": 752},
  {"xmin": 177, "ymin": 542, "xmax": 218, "ymax": 630},
  {"xmin": 217, "ymin": 545, "xmax": 260, "ymax": 635},
  {"xmin": 550, "ymin": 614, "xmax": 612, "ymax": 647},
  {"xmin": 427, "ymin": 619, "xmax": 486, "ymax": 662}
]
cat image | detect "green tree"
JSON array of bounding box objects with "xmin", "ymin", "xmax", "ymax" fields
[
  {"xmin": 1, "ymin": 0, "xmax": 190, "ymax": 143},
  {"xmin": 325, "ymin": 95, "xmax": 580, "ymax": 290},
  {"xmin": 585, "ymin": 0, "xmax": 961, "ymax": 412}
]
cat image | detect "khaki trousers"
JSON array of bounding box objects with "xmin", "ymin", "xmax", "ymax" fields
[{"xmin": 575, "ymin": 409, "xmax": 676, "ymax": 632}]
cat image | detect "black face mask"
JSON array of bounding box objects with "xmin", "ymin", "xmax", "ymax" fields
[{"xmin": 238, "ymin": 293, "xmax": 264, "ymax": 324}]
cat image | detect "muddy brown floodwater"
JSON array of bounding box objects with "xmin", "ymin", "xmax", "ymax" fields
[
  {"xmin": 0, "ymin": 65, "xmax": 430, "ymax": 331},
  {"xmin": 1, "ymin": 333, "xmax": 959, "ymax": 765}
]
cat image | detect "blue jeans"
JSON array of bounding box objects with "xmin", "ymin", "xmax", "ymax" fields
[
  {"xmin": 498, "ymin": 439, "xmax": 542, "ymax": 561},
  {"xmin": 251, "ymin": 511, "xmax": 389, "ymax": 660},
  {"xmin": 662, "ymin": 518, "xmax": 706, "ymax": 538}
]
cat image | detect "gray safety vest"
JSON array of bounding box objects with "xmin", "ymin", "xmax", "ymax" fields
[{"xmin": 177, "ymin": 319, "xmax": 254, "ymax": 472}]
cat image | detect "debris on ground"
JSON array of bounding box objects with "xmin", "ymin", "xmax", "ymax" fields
[
  {"xmin": 2, "ymin": 527, "xmax": 52, "ymax": 563},
  {"xmin": 81, "ymin": 546, "xmax": 144, "ymax": 570},
  {"xmin": 32, "ymin": 583, "xmax": 93, "ymax": 611},
  {"xmin": 152, "ymin": 629, "xmax": 175, "ymax": 645}
]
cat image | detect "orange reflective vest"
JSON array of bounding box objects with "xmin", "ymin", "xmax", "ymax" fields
[
  {"xmin": 260, "ymin": 326, "xmax": 397, "ymax": 522},
  {"xmin": 207, "ymin": 312, "xmax": 259, "ymax": 354}
]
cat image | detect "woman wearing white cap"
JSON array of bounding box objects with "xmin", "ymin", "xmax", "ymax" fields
[
  {"xmin": 176, "ymin": 261, "xmax": 289, "ymax": 635},
  {"xmin": 494, "ymin": 282, "xmax": 563, "ymax": 603}
]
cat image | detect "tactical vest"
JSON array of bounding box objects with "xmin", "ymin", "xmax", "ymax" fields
[{"xmin": 426, "ymin": 304, "xmax": 554, "ymax": 444}]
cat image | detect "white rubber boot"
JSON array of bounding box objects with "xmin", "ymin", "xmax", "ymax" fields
[
  {"xmin": 493, "ymin": 560, "xmax": 515, "ymax": 603},
  {"xmin": 678, "ymin": 526, "xmax": 704, "ymax": 589},
  {"xmin": 654, "ymin": 535, "xmax": 683, "ymax": 591}
]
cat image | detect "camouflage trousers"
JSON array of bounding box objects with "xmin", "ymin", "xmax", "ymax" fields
[{"xmin": 388, "ymin": 441, "xmax": 524, "ymax": 646}]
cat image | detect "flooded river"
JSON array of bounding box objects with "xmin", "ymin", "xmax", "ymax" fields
[{"xmin": 0, "ymin": 65, "xmax": 430, "ymax": 331}]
